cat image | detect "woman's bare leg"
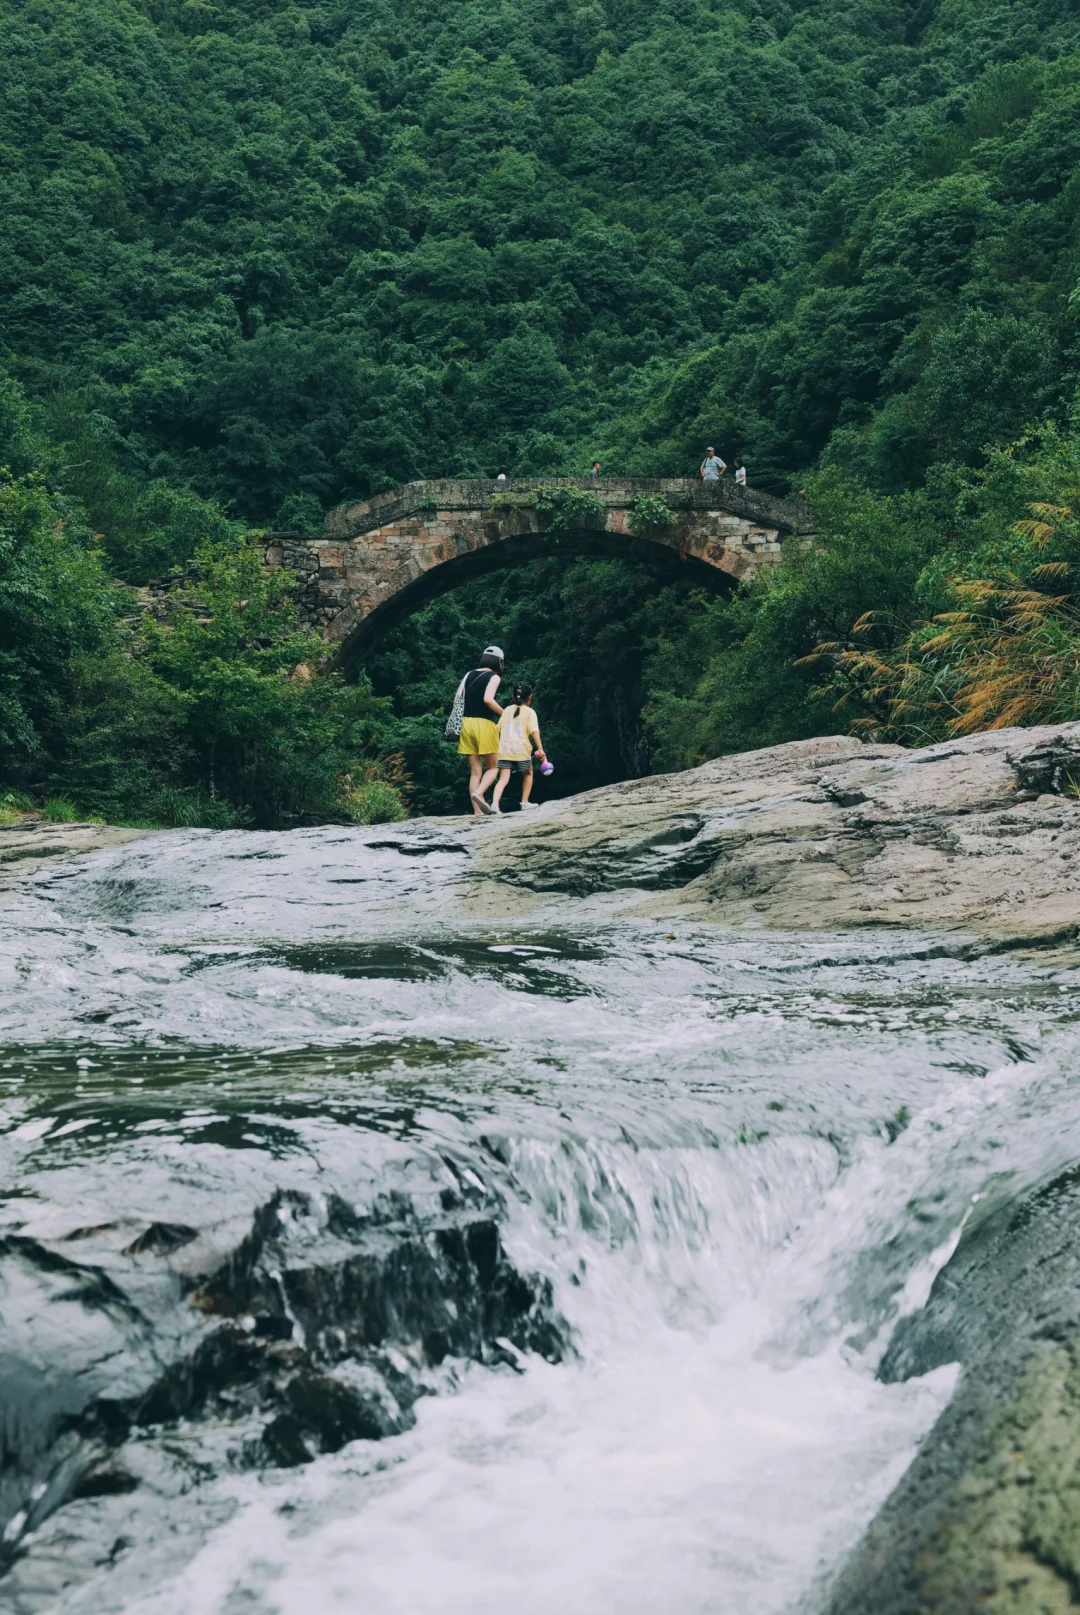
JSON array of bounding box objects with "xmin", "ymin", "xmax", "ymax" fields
[
  {"xmin": 476, "ymin": 754, "xmax": 500, "ymax": 799},
  {"xmin": 468, "ymin": 753, "xmax": 485, "ymax": 814},
  {"xmin": 492, "ymin": 766, "xmax": 511, "ymax": 809}
]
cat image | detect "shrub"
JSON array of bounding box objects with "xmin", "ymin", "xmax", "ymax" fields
[
  {"xmin": 345, "ymin": 778, "xmax": 409, "ymax": 824},
  {"xmin": 486, "ymin": 487, "xmax": 535, "ymax": 513},
  {"xmin": 152, "ymin": 788, "xmax": 251, "ymax": 829},
  {"xmin": 41, "ymin": 798, "xmax": 80, "ymax": 822},
  {"xmin": 798, "ymin": 433, "xmax": 1080, "ymax": 741},
  {"xmin": 533, "ymin": 486, "xmax": 606, "ymax": 533},
  {"xmin": 627, "ymin": 493, "xmax": 675, "ymax": 534}
]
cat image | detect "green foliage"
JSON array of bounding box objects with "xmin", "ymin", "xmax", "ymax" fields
[
  {"xmin": 7, "ymin": 0, "xmax": 1080, "ymax": 815},
  {"xmin": 802, "ymin": 425, "xmax": 1080, "ymax": 742},
  {"xmin": 627, "ymin": 494, "xmax": 675, "ymax": 535},
  {"xmin": 39, "ymin": 394, "xmax": 241, "ymax": 583},
  {"xmin": 0, "ymin": 789, "xmax": 33, "ymax": 825},
  {"xmin": 641, "ymin": 473, "xmax": 945, "ymax": 767},
  {"xmin": 485, "ymin": 488, "xmax": 534, "ymax": 513},
  {"xmin": 344, "ymin": 777, "xmax": 410, "ymax": 825},
  {"xmin": 4, "ymin": 0, "xmax": 1077, "ymax": 520},
  {"xmin": 0, "ymin": 412, "xmax": 407, "ymax": 827},
  {"xmin": 151, "ymin": 788, "xmax": 248, "ymax": 830},
  {"xmin": 132, "ymin": 536, "xmax": 405, "ymax": 826},
  {"xmin": 533, "ymin": 485, "xmax": 606, "ymax": 532},
  {"xmin": 41, "ymin": 799, "xmax": 80, "ymax": 823},
  {"xmin": 0, "ymin": 466, "xmax": 120, "ymax": 774}
]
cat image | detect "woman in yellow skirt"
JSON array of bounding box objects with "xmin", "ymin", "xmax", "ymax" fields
[{"xmin": 457, "ymin": 647, "xmax": 505, "ymax": 815}]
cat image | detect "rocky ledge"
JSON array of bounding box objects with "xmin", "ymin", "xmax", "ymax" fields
[
  {"xmin": 825, "ymin": 1163, "xmax": 1080, "ymax": 1615},
  {"xmin": 6, "ymin": 725, "xmax": 1080, "ymax": 943},
  {"xmin": 6, "ymin": 723, "xmax": 1078, "ymax": 943},
  {"xmin": 0, "ymin": 821, "xmax": 144, "ymax": 894},
  {"xmin": 0, "ymin": 1159, "xmax": 567, "ymax": 1603},
  {"xmin": 466, "ymin": 721, "xmax": 1080, "ymax": 941}
]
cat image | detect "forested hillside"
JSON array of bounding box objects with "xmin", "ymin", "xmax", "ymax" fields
[{"xmin": 4, "ymin": 0, "xmax": 1080, "ymax": 821}]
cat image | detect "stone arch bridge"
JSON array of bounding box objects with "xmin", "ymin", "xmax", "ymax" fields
[{"xmin": 264, "ymin": 478, "xmax": 813, "ymax": 668}]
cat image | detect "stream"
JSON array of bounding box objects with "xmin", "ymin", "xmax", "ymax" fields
[{"xmin": 1, "ymin": 823, "xmax": 1079, "ymax": 1613}]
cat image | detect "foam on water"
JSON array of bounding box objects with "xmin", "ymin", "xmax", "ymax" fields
[
  {"xmin": 109, "ymin": 1129, "xmax": 961, "ymax": 1615},
  {"xmin": 1, "ymin": 826, "xmax": 1079, "ymax": 1612},
  {"xmin": 120, "ymin": 1329, "xmax": 952, "ymax": 1615}
]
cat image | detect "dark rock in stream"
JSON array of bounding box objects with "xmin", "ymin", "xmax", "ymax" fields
[
  {"xmin": 0, "ymin": 1183, "xmax": 567, "ymax": 1580},
  {"xmin": 824, "ymin": 1168, "xmax": 1080, "ymax": 1614}
]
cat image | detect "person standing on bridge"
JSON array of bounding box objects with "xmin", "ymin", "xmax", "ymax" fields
[
  {"xmin": 458, "ymin": 647, "xmax": 505, "ymax": 816},
  {"xmin": 589, "ymin": 460, "xmax": 601, "ymax": 478},
  {"xmin": 700, "ymin": 447, "xmax": 727, "ymax": 481},
  {"xmin": 734, "ymin": 457, "xmax": 747, "ymax": 487}
]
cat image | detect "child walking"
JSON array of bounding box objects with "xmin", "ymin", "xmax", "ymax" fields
[{"xmin": 492, "ymin": 685, "xmax": 545, "ymax": 812}]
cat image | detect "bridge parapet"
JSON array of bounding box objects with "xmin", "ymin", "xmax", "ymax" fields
[
  {"xmin": 265, "ymin": 477, "xmax": 812, "ymax": 664},
  {"xmin": 321, "ymin": 476, "xmax": 812, "ymax": 543}
]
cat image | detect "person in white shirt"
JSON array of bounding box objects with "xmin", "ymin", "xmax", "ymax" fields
[
  {"xmin": 734, "ymin": 458, "xmax": 746, "ymax": 486},
  {"xmin": 492, "ymin": 684, "xmax": 545, "ymax": 812},
  {"xmin": 700, "ymin": 448, "xmax": 726, "ymax": 480}
]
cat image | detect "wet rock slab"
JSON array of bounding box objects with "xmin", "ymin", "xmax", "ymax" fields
[
  {"xmin": 825, "ymin": 1166, "xmax": 1080, "ymax": 1614},
  {"xmin": 0, "ymin": 823, "xmax": 147, "ymax": 893},
  {"xmin": 0, "ymin": 1136, "xmax": 566, "ymax": 1598},
  {"xmin": 469, "ymin": 723, "xmax": 1080, "ymax": 942},
  {"xmin": 5, "ymin": 725, "xmax": 1080, "ymax": 947}
]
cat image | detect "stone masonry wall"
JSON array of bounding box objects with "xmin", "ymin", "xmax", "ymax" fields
[{"xmin": 264, "ymin": 478, "xmax": 811, "ymax": 657}]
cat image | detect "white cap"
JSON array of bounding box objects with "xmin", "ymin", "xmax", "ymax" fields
[{"xmin": 483, "ymin": 645, "xmax": 505, "ymax": 659}]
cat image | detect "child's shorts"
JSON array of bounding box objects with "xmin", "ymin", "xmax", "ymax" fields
[{"xmin": 498, "ymin": 758, "xmax": 532, "ymax": 773}]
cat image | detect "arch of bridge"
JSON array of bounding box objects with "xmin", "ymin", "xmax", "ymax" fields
[{"xmin": 264, "ymin": 478, "xmax": 813, "ymax": 666}]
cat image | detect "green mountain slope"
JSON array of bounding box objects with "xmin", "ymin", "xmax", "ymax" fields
[
  {"xmin": 5, "ymin": 0, "xmax": 1080, "ymax": 514},
  {"xmin": 5, "ymin": 0, "xmax": 1080, "ymax": 818}
]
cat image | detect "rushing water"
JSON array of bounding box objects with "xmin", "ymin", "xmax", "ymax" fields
[{"xmin": 1, "ymin": 824, "xmax": 1080, "ymax": 1613}]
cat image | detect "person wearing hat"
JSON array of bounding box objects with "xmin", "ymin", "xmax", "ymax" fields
[
  {"xmin": 700, "ymin": 447, "xmax": 727, "ymax": 481},
  {"xmin": 458, "ymin": 646, "xmax": 505, "ymax": 815}
]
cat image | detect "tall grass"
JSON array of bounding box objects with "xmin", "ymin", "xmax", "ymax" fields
[{"xmin": 802, "ymin": 488, "xmax": 1080, "ymax": 740}]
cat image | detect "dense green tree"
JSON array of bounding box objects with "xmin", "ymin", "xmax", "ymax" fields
[
  {"xmin": 6, "ymin": 0, "xmax": 1080, "ymax": 815},
  {"xmin": 0, "ymin": 375, "xmax": 404, "ymax": 826},
  {"xmin": 6, "ymin": 0, "xmax": 1080, "ymax": 522}
]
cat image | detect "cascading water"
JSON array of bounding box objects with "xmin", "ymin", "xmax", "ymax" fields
[{"xmin": 1, "ymin": 824, "xmax": 1079, "ymax": 1613}]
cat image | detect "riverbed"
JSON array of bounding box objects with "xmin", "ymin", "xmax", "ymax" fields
[{"xmin": 1, "ymin": 814, "xmax": 1079, "ymax": 1613}]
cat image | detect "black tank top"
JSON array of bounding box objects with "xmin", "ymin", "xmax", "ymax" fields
[{"xmin": 463, "ymin": 669, "xmax": 495, "ymax": 719}]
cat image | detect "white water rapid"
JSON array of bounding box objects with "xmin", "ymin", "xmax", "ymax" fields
[{"xmin": 1, "ymin": 825, "xmax": 1079, "ymax": 1614}]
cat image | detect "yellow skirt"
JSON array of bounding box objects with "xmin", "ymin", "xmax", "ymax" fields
[{"xmin": 458, "ymin": 716, "xmax": 500, "ymax": 756}]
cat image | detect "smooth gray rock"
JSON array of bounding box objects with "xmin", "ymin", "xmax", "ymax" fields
[
  {"xmin": 0, "ymin": 823, "xmax": 147, "ymax": 894},
  {"xmin": 465, "ymin": 724, "xmax": 1080, "ymax": 940},
  {"xmin": 824, "ymin": 1166, "xmax": 1080, "ymax": 1614},
  {"xmin": 7, "ymin": 725, "xmax": 1080, "ymax": 942}
]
